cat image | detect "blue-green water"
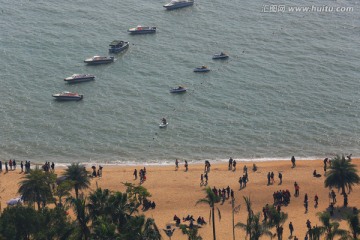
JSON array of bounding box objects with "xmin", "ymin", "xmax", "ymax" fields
[{"xmin": 0, "ymin": 0, "xmax": 359, "ymax": 164}]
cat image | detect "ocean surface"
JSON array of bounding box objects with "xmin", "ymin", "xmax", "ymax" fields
[{"xmin": 0, "ymin": 0, "xmax": 359, "ymax": 165}]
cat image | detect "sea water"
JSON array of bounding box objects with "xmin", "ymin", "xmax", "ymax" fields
[{"xmin": 0, "ymin": 0, "xmax": 359, "ymax": 164}]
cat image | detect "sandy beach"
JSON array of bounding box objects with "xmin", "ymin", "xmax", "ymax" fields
[{"xmin": 0, "ymin": 158, "xmax": 359, "ymax": 239}]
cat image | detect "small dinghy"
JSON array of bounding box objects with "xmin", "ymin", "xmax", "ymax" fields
[
  {"xmin": 170, "ymin": 86, "xmax": 187, "ymax": 93},
  {"xmin": 212, "ymin": 52, "xmax": 229, "ymax": 60}
]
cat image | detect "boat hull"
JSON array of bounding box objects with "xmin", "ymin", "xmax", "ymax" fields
[
  {"xmin": 163, "ymin": 2, "xmax": 194, "ymax": 10},
  {"xmin": 128, "ymin": 30, "xmax": 156, "ymax": 34},
  {"xmin": 109, "ymin": 42, "xmax": 129, "ymax": 53},
  {"xmin": 159, "ymin": 122, "xmax": 168, "ymax": 128},
  {"xmin": 212, "ymin": 55, "xmax": 229, "ymax": 60},
  {"xmin": 64, "ymin": 76, "xmax": 95, "ymax": 83},
  {"xmin": 170, "ymin": 88, "xmax": 187, "ymax": 93},
  {"xmin": 84, "ymin": 59, "xmax": 114, "ymax": 65},
  {"xmin": 52, "ymin": 95, "xmax": 83, "ymax": 101},
  {"xmin": 194, "ymin": 68, "xmax": 210, "ymax": 72}
]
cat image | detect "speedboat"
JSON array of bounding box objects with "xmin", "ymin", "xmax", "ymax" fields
[
  {"xmin": 52, "ymin": 91, "xmax": 83, "ymax": 101},
  {"xmin": 109, "ymin": 40, "xmax": 129, "ymax": 53},
  {"xmin": 84, "ymin": 56, "xmax": 114, "ymax": 65},
  {"xmin": 128, "ymin": 25, "xmax": 157, "ymax": 34},
  {"xmin": 64, "ymin": 74, "xmax": 95, "ymax": 83},
  {"xmin": 212, "ymin": 52, "xmax": 229, "ymax": 60},
  {"xmin": 163, "ymin": 0, "xmax": 194, "ymax": 10},
  {"xmin": 170, "ymin": 86, "xmax": 187, "ymax": 93},
  {"xmin": 193, "ymin": 66, "xmax": 210, "ymax": 72}
]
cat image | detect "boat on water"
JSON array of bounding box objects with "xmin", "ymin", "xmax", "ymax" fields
[
  {"xmin": 84, "ymin": 56, "xmax": 114, "ymax": 65},
  {"xmin": 159, "ymin": 122, "xmax": 168, "ymax": 128},
  {"xmin": 109, "ymin": 40, "xmax": 129, "ymax": 53},
  {"xmin": 212, "ymin": 52, "xmax": 229, "ymax": 60},
  {"xmin": 170, "ymin": 86, "xmax": 187, "ymax": 93},
  {"xmin": 64, "ymin": 74, "xmax": 95, "ymax": 83},
  {"xmin": 193, "ymin": 66, "xmax": 210, "ymax": 72},
  {"xmin": 52, "ymin": 91, "xmax": 83, "ymax": 101},
  {"xmin": 163, "ymin": 0, "xmax": 194, "ymax": 10},
  {"xmin": 128, "ymin": 25, "xmax": 157, "ymax": 34}
]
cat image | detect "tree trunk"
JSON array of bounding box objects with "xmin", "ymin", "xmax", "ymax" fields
[
  {"xmin": 75, "ymin": 186, "xmax": 79, "ymax": 199},
  {"xmin": 212, "ymin": 205, "xmax": 216, "ymax": 240}
]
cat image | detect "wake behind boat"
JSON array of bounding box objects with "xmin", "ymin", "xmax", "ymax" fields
[
  {"xmin": 64, "ymin": 74, "xmax": 95, "ymax": 83},
  {"xmin": 52, "ymin": 91, "xmax": 83, "ymax": 101},
  {"xmin": 163, "ymin": 0, "xmax": 194, "ymax": 10},
  {"xmin": 193, "ymin": 66, "xmax": 210, "ymax": 72},
  {"xmin": 212, "ymin": 52, "xmax": 229, "ymax": 60},
  {"xmin": 84, "ymin": 56, "xmax": 114, "ymax": 65},
  {"xmin": 128, "ymin": 25, "xmax": 157, "ymax": 34},
  {"xmin": 109, "ymin": 40, "xmax": 129, "ymax": 53}
]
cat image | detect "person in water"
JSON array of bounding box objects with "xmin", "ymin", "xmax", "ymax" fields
[{"xmin": 162, "ymin": 118, "xmax": 167, "ymax": 124}]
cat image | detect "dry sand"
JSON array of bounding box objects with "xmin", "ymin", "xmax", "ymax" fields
[{"xmin": 0, "ymin": 159, "xmax": 359, "ymax": 240}]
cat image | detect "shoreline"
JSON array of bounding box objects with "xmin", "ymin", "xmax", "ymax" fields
[{"xmin": 2, "ymin": 155, "xmax": 356, "ymax": 167}]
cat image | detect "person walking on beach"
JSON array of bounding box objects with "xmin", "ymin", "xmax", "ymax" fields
[
  {"xmin": 323, "ymin": 158, "xmax": 328, "ymax": 173},
  {"xmin": 228, "ymin": 157, "xmax": 233, "ymax": 170},
  {"xmin": 184, "ymin": 160, "xmax": 188, "ymax": 172},
  {"xmin": 175, "ymin": 159, "xmax": 179, "ymax": 171},
  {"xmin": 289, "ymin": 222, "xmax": 294, "ymax": 236},
  {"xmin": 304, "ymin": 193, "xmax": 308, "ymax": 213},
  {"xmin": 232, "ymin": 159, "xmax": 236, "ymax": 171},
  {"xmin": 239, "ymin": 177, "xmax": 243, "ymax": 189},
  {"xmin": 133, "ymin": 169, "xmax": 137, "ymax": 180},
  {"xmin": 278, "ymin": 172, "xmax": 283, "ymax": 184},
  {"xmin": 314, "ymin": 194, "xmax": 319, "ymax": 208},
  {"xmin": 331, "ymin": 190, "xmax": 336, "ymax": 203},
  {"xmin": 294, "ymin": 182, "xmax": 300, "ymax": 197},
  {"xmin": 51, "ymin": 162, "xmax": 55, "ymax": 172},
  {"xmin": 267, "ymin": 172, "xmax": 271, "ymax": 185},
  {"xmin": 291, "ymin": 156, "xmax": 296, "ymax": 168},
  {"xmin": 204, "ymin": 172, "xmax": 208, "ymax": 185},
  {"xmin": 270, "ymin": 172, "xmax": 275, "ymax": 184}
]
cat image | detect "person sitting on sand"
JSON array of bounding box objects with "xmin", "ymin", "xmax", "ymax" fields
[
  {"xmin": 313, "ymin": 170, "xmax": 321, "ymax": 177},
  {"xmin": 173, "ymin": 215, "xmax": 181, "ymax": 225}
]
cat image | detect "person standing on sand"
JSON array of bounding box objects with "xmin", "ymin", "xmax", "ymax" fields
[
  {"xmin": 5, "ymin": 162, "xmax": 8, "ymax": 173},
  {"xmin": 184, "ymin": 160, "xmax": 188, "ymax": 172},
  {"xmin": 323, "ymin": 158, "xmax": 328, "ymax": 173},
  {"xmin": 232, "ymin": 159, "xmax": 236, "ymax": 171},
  {"xmin": 133, "ymin": 169, "xmax": 137, "ymax": 180},
  {"xmin": 267, "ymin": 172, "xmax": 271, "ymax": 185},
  {"xmin": 294, "ymin": 182, "xmax": 300, "ymax": 196},
  {"xmin": 314, "ymin": 194, "xmax": 319, "ymax": 208},
  {"xmin": 278, "ymin": 172, "xmax": 283, "ymax": 184},
  {"xmin": 289, "ymin": 222, "xmax": 294, "ymax": 236},
  {"xmin": 291, "ymin": 156, "xmax": 296, "ymax": 168},
  {"xmin": 200, "ymin": 174, "xmax": 204, "ymax": 186},
  {"xmin": 204, "ymin": 172, "xmax": 208, "ymax": 184},
  {"xmin": 175, "ymin": 159, "xmax": 179, "ymax": 170},
  {"xmin": 228, "ymin": 157, "xmax": 233, "ymax": 170}
]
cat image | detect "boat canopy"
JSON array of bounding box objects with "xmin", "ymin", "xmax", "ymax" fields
[{"xmin": 109, "ymin": 40, "xmax": 125, "ymax": 46}]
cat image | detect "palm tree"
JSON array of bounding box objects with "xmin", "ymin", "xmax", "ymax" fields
[
  {"xmin": 67, "ymin": 196, "xmax": 91, "ymax": 240},
  {"xmin": 347, "ymin": 211, "xmax": 360, "ymax": 239},
  {"xmin": 235, "ymin": 197, "xmax": 272, "ymax": 240},
  {"xmin": 316, "ymin": 211, "xmax": 350, "ymax": 240},
  {"xmin": 267, "ymin": 205, "xmax": 288, "ymax": 240},
  {"xmin": 18, "ymin": 167, "xmax": 56, "ymax": 210},
  {"xmin": 120, "ymin": 215, "xmax": 162, "ymax": 240},
  {"xmin": 87, "ymin": 188, "xmax": 111, "ymax": 221},
  {"xmin": 179, "ymin": 224, "xmax": 203, "ymax": 240},
  {"xmin": 63, "ymin": 163, "xmax": 91, "ymax": 199},
  {"xmin": 324, "ymin": 155, "xmax": 360, "ymax": 205},
  {"xmin": 196, "ymin": 187, "xmax": 221, "ymax": 240},
  {"xmin": 54, "ymin": 180, "xmax": 74, "ymax": 207}
]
